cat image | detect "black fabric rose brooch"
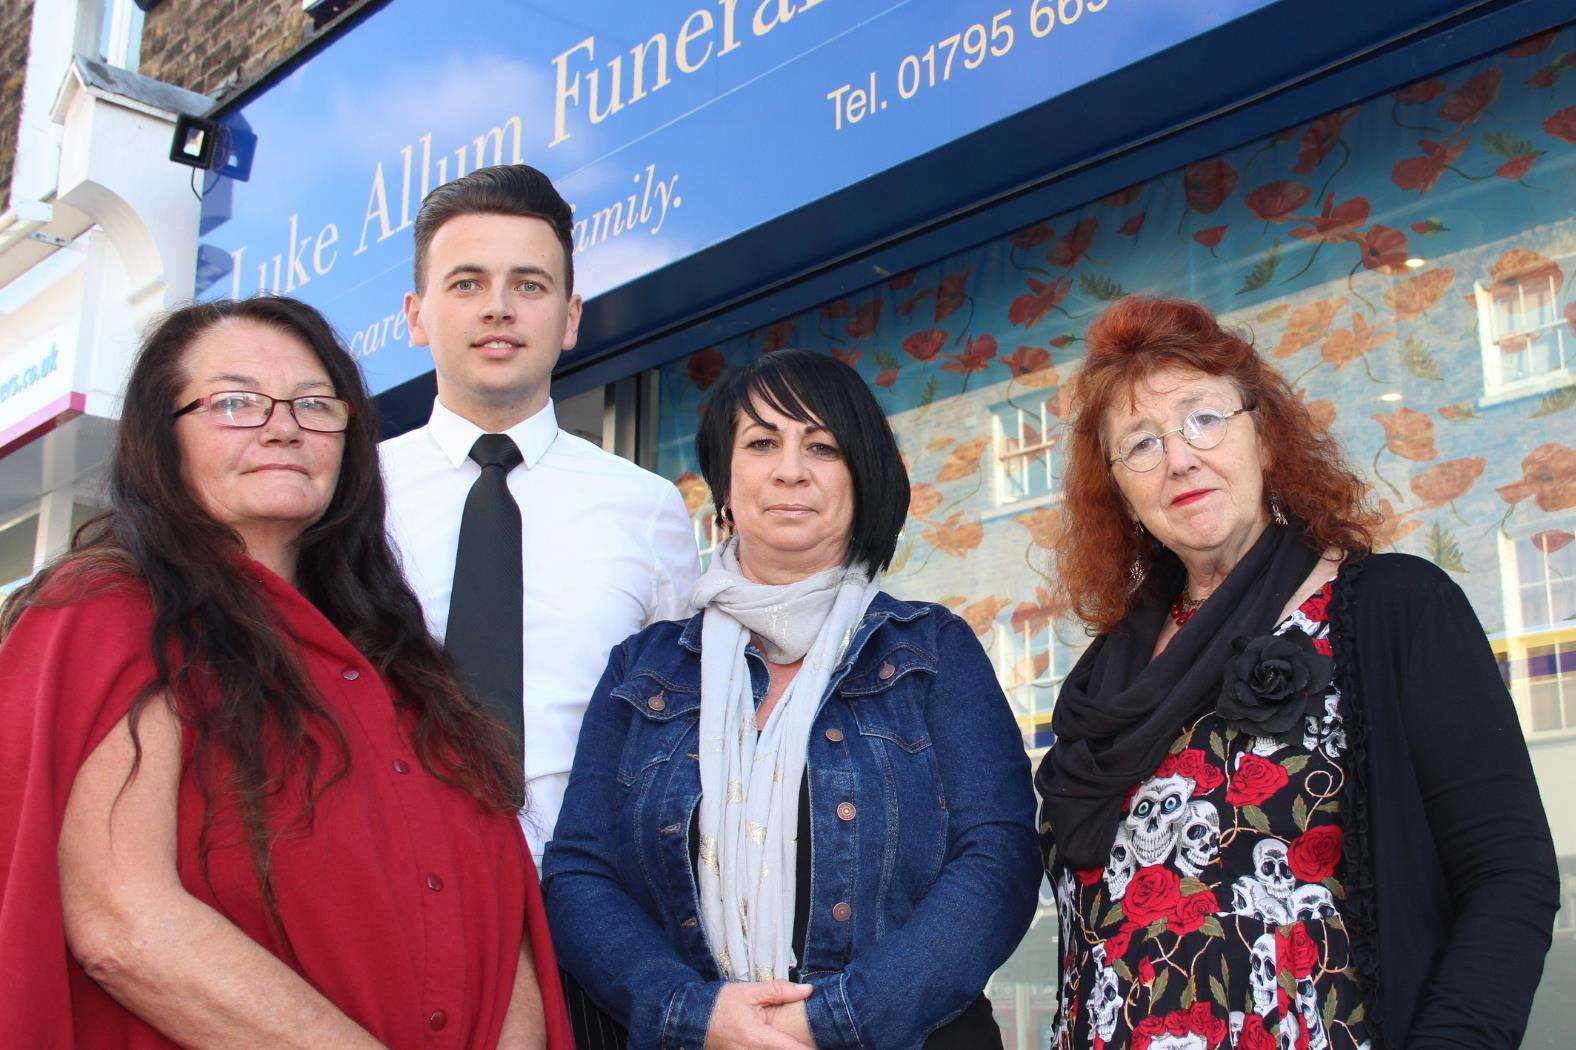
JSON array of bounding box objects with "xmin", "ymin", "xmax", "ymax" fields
[{"xmin": 1217, "ymin": 627, "xmax": 1334, "ymax": 742}]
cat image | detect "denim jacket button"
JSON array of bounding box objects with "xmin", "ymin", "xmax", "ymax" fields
[
  {"xmin": 877, "ymin": 662, "xmax": 895, "ymax": 681},
  {"xmin": 681, "ymin": 916, "xmax": 699, "ymax": 928},
  {"xmin": 647, "ymin": 692, "xmax": 667, "ymax": 712},
  {"xmin": 832, "ymin": 901, "xmax": 852, "ymax": 922},
  {"xmin": 824, "ymin": 727, "xmax": 845, "ymax": 743},
  {"xmin": 836, "ymin": 802, "xmax": 857, "ymax": 822}
]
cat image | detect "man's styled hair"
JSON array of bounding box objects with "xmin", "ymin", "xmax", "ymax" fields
[
  {"xmin": 695, "ymin": 349, "xmax": 910, "ymax": 577},
  {"xmin": 412, "ymin": 164, "xmax": 575, "ymax": 295}
]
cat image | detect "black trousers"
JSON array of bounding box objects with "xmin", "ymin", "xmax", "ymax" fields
[{"xmin": 561, "ymin": 967, "xmax": 629, "ymax": 1050}]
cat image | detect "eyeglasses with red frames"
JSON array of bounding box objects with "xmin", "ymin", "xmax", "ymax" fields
[{"xmin": 172, "ymin": 391, "xmax": 354, "ymax": 433}]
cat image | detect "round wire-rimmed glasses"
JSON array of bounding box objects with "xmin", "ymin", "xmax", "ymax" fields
[
  {"xmin": 1109, "ymin": 400, "xmax": 1257, "ymax": 473},
  {"xmin": 171, "ymin": 391, "xmax": 354, "ymax": 433}
]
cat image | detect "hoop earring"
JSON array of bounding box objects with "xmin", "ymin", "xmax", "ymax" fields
[
  {"xmin": 714, "ymin": 506, "xmax": 736, "ymax": 533},
  {"xmin": 1269, "ymin": 492, "xmax": 1288, "ymax": 526}
]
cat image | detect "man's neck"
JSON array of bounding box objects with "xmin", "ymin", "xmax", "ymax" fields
[{"xmin": 437, "ymin": 387, "xmax": 548, "ymax": 434}]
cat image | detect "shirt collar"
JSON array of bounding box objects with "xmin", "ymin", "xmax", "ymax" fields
[{"xmin": 426, "ymin": 395, "xmax": 558, "ymax": 471}]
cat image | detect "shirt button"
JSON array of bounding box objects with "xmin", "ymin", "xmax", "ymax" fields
[
  {"xmin": 428, "ymin": 1009, "xmax": 448, "ymax": 1031},
  {"xmin": 392, "ymin": 759, "xmax": 410, "ymax": 774},
  {"xmin": 824, "ymin": 727, "xmax": 845, "ymax": 743},
  {"xmin": 648, "ymin": 692, "xmax": 667, "ymax": 712},
  {"xmin": 836, "ymin": 802, "xmax": 857, "ymax": 822},
  {"xmin": 341, "ymin": 668, "xmax": 360, "ymax": 681},
  {"xmin": 426, "ymin": 874, "xmax": 443, "ymax": 892},
  {"xmin": 832, "ymin": 901, "xmax": 852, "ymax": 922},
  {"xmin": 877, "ymin": 662, "xmax": 895, "ymax": 681}
]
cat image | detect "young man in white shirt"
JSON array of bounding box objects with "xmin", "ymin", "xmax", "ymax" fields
[{"xmin": 380, "ymin": 169, "xmax": 700, "ymax": 1030}]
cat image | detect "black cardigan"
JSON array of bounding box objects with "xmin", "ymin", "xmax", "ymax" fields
[{"xmin": 1330, "ymin": 553, "xmax": 1559, "ymax": 1047}]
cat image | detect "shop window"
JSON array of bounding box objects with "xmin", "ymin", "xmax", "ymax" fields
[
  {"xmin": 1473, "ymin": 249, "xmax": 1574, "ymax": 402},
  {"xmin": 991, "ymin": 396, "xmax": 1063, "ymax": 507},
  {"xmin": 0, "ymin": 513, "xmax": 40, "ymax": 594},
  {"xmin": 649, "ymin": 28, "xmax": 1576, "ymax": 1044}
]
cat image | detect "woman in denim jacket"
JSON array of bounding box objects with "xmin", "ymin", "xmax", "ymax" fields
[{"xmin": 543, "ymin": 350, "xmax": 1040, "ymax": 1049}]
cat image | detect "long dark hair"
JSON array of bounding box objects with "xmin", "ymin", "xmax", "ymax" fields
[{"xmin": 3, "ymin": 296, "xmax": 521, "ymax": 921}]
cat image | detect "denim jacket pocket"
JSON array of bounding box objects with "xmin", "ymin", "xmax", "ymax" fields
[
  {"xmin": 610, "ymin": 672, "xmax": 700, "ymax": 786},
  {"xmin": 839, "ymin": 642, "xmax": 938, "ymax": 753}
]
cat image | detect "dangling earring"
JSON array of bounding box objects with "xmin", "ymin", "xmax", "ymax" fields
[
  {"xmin": 1269, "ymin": 492, "xmax": 1288, "ymax": 526},
  {"xmin": 714, "ymin": 505, "xmax": 736, "ymax": 533},
  {"xmin": 1129, "ymin": 519, "xmax": 1146, "ymax": 587}
]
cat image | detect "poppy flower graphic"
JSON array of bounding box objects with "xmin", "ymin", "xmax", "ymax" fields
[
  {"xmin": 1544, "ymin": 105, "xmax": 1576, "ymax": 143},
  {"xmin": 1304, "ymin": 398, "xmax": 1337, "ymax": 431},
  {"xmin": 1528, "ymin": 55, "xmax": 1576, "ymax": 91},
  {"xmin": 1183, "ymin": 158, "xmax": 1239, "ymax": 214},
  {"xmin": 1507, "ymin": 30, "xmax": 1556, "ymax": 57},
  {"xmin": 1373, "ymin": 407, "xmax": 1438, "ymax": 462},
  {"xmin": 960, "ymin": 596, "xmax": 1011, "ymax": 637},
  {"xmin": 1293, "ymin": 106, "xmax": 1360, "ymax": 174},
  {"xmin": 943, "ymin": 334, "xmax": 997, "ymax": 386},
  {"xmin": 1391, "ymin": 137, "xmax": 1472, "ymax": 195},
  {"xmin": 909, "ymin": 482, "xmax": 942, "ymax": 520},
  {"xmin": 874, "ymin": 367, "xmax": 899, "ymax": 388},
  {"xmin": 1119, "ymin": 212, "xmax": 1146, "ymax": 237},
  {"xmin": 1497, "ymin": 444, "xmax": 1576, "ymax": 513},
  {"xmin": 1193, "ymin": 225, "xmax": 1228, "ymax": 252},
  {"xmin": 1385, "ymin": 268, "xmax": 1455, "ymax": 320},
  {"xmin": 687, "ymin": 347, "xmax": 726, "ymax": 391},
  {"xmin": 1322, "ymin": 314, "xmax": 1394, "ymax": 371},
  {"xmin": 902, "ymin": 329, "xmax": 947, "ymax": 362},
  {"xmin": 1048, "ymin": 218, "xmax": 1100, "ymax": 268},
  {"xmin": 1356, "ymin": 225, "xmax": 1410, "ymax": 274},
  {"xmin": 1496, "ymin": 153, "xmax": 1542, "ymax": 181},
  {"xmin": 922, "ymin": 511, "xmax": 984, "ymax": 557},
  {"xmin": 1373, "ymin": 498, "xmax": 1423, "ymax": 549},
  {"xmin": 1008, "ymin": 276, "xmax": 1074, "ymax": 329},
  {"xmin": 1438, "ymin": 68, "xmax": 1502, "ymax": 126},
  {"xmin": 1011, "ymin": 223, "xmax": 1053, "ymax": 249},
  {"xmin": 1246, "ymin": 181, "xmax": 1313, "ymax": 222},
  {"xmin": 936, "ymin": 437, "xmax": 990, "ymax": 482},
  {"xmin": 829, "ymin": 346, "xmax": 862, "ymax": 369},
  {"xmin": 1394, "ymin": 78, "xmax": 1447, "ymax": 105},
  {"xmin": 1531, "ymin": 530, "xmax": 1573, "ymax": 556},
  {"xmin": 1290, "ymin": 195, "xmax": 1371, "ymax": 244},
  {"xmin": 1488, "ymin": 249, "xmax": 1564, "ymax": 295},
  {"xmin": 1015, "ymin": 506, "xmax": 1065, "ymax": 551},
  {"xmin": 1410, "ymin": 457, "xmax": 1486, "ymax": 519},
  {"xmin": 1272, "ymin": 298, "xmax": 1344, "ymax": 358},
  {"xmin": 761, "ymin": 319, "xmax": 797, "ymax": 352},
  {"xmin": 845, "ymin": 299, "xmax": 883, "ymax": 340},
  {"xmin": 935, "ymin": 269, "xmax": 972, "ymax": 322},
  {"xmin": 1000, "ymin": 345, "xmax": 1055, "ymax": 383}
]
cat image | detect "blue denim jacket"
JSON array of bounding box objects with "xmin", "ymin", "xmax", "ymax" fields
[{"xmin": 542, "ymin": 593, "xmax": 1040, "ymax": 1049}]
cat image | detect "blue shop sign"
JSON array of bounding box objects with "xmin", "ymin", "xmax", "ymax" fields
[{"xmin": 197, "ymin": 0, "xmax": 1274, "ymax": 395}]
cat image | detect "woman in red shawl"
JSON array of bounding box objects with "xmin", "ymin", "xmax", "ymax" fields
[{"xmin": 0, "ymin": 297, "xmax": 572, "ymax": 1048}]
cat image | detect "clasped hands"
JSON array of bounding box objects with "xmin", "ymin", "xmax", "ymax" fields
[{"xmin": 704, "ymin": 979, "xmax": 817, "ymax": 1049}]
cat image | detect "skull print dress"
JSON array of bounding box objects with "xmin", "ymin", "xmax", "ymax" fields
[{"xmin": 1046, "ymin": 582, "xmax": 1373, "ymax": 1050}]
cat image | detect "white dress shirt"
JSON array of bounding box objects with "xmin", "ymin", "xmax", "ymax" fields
[{"xmin": 381, "ymin": 397, "xmax": 700, "ymax": 859}]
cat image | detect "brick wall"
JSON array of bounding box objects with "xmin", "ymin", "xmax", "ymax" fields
[
  {"xmin": 0, "ymin": 1, "xmax": 35, "ymax": 209},
  {"xmin": 139, "ymin": 0, "xmax": 314, "ymax": 101}
]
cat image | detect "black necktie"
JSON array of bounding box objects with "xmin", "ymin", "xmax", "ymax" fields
[{"xmin": 446, "ymin": 433, "xmax": 525, "ymax": 757}]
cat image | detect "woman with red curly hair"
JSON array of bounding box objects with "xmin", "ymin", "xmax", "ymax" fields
[{"xmin": 1036, "ymin": 295, "xmax": 1556, "ymax": 1049}]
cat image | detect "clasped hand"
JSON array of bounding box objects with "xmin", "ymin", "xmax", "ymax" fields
[{"xmin": 704, "ymin": 979, "xmax": 816, "ymax": 1049}]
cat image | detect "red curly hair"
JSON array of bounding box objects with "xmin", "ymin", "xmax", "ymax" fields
[{"xmin": 1055, "ymin": 296, "xmax": 1378, "ymax": 634}]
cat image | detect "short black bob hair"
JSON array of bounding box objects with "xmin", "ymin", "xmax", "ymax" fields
[{"xmin": 695, "ymin": 348, "xmax": 909, "ymax": 577}]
